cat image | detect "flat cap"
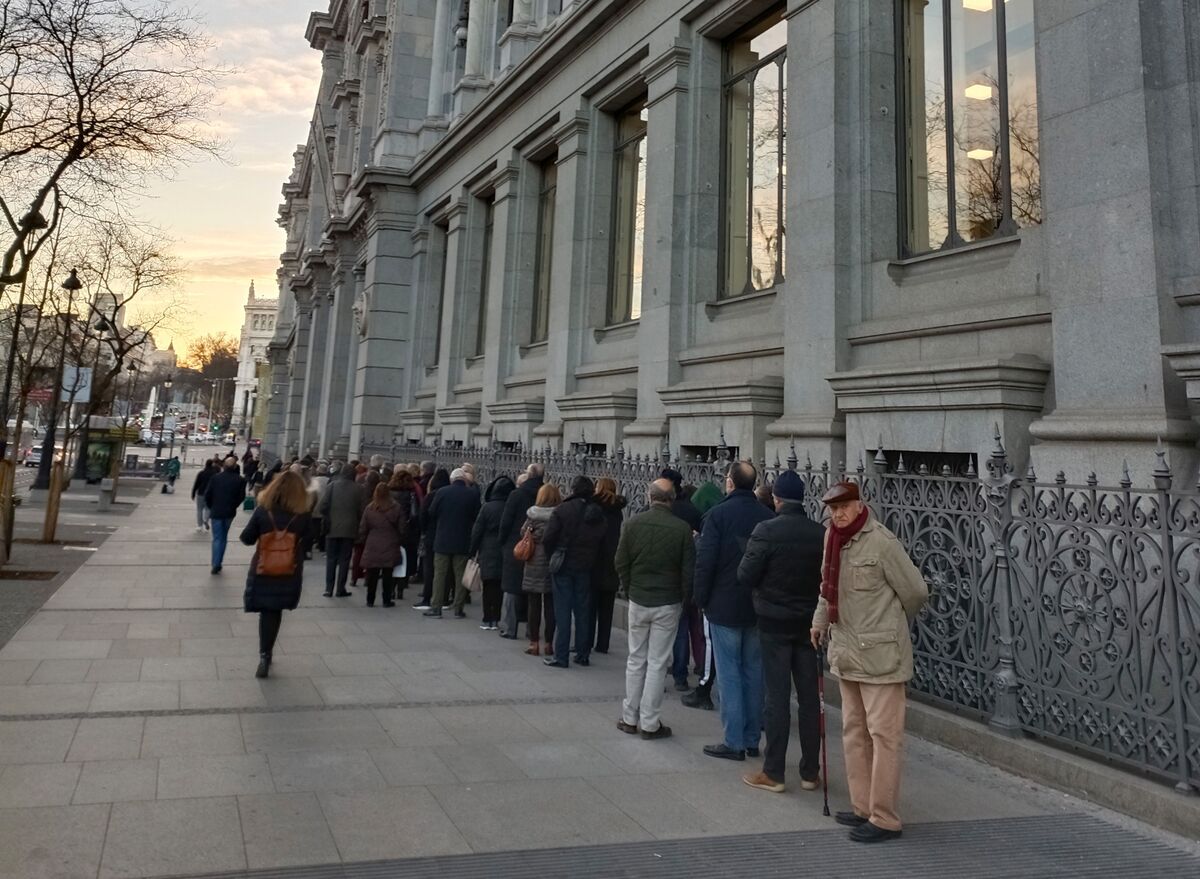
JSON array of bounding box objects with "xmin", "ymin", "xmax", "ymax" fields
[{"xmin": 821, "ymin": 480, "xmax": 861, "ymax": 504}]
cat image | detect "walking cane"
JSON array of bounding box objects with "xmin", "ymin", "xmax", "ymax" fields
[{"xmin": 817, "ymin": 645, "xmax": 830, "ymax": 817}]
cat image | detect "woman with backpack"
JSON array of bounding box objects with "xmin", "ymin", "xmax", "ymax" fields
[
  {"xmin": 240, "ymin": 470, "xmax": 311, "ymax": 679},
  {"xmin": 358, "ymin": 482, "xmax": 408, "ymax": 607},
  {"xmin": 521, "ymin": 483, "xmax": 561, "ymax": 656}
]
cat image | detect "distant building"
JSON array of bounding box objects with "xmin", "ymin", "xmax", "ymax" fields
[{"xmin": 234, "ymin": 281, "xmax": 278, "ymax": 433}]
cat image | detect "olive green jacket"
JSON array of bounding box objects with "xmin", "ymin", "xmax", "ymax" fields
[
  {"xmin": 813, "ymin": 511, "xmax": 928, "ymax": 685},
  {"xmin": 614, "ymin": 505, "xmax": 695, "ymax": 608}
]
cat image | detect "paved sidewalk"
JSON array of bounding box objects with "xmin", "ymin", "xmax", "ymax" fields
[{"xmin": 0, "ymin": 484, "xmax": 1195, "ymax": 877}]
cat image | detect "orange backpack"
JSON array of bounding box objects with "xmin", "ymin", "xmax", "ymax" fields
[{"xmin": 256, "ymin": 515, "xmax": 299, "ymax": 577}]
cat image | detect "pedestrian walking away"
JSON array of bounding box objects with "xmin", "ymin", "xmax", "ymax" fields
[
  {"xmin": 191, "ymin": 459, "xmax": 216, "ymax": 531},
  {"xmin": 239, "ymin": 470, "xmax": 310, "ymax": 679},
  {"xmin": 737, "ymin": 469, "xmax": 824, "ymax": 795},
  {"xmin": 317, "ymin": 462, "xmax": 366, "ymax": 597},
  {"xmin": 615, "ymin": 478, "xmax": 694, "ymax": 740},
  {"xmin": 811, "ymin": 480, "xmax": 929, "ymax": 843},
  {"xmin": 204, "ymin": 455, "xmax": 247, "ymax": 574},
  {"xmin": 542, "ymin": 476, "xmax": 607, "ymax": 668},
  {"xmin": 424, "ymin": 467, "xmax": 481, "ymax": 618},
  {"xmin": 520, "ymin": 483, "xmax": 560, "ymax": 654},
  {"xmin": 358, "ymin": 482, "xmax": 408, "ymax": 607},
  {"xmin": 470, "ymin": 474, "xmax": 516, "ymax": 630},
  {"xmin": 692, "ymin": 461, "xmax": 773, "ymax": 762}
]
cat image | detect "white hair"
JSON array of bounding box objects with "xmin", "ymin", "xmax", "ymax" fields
[{"xmin": 450, "ymin": 467, "xmax": 468, "ymax": 482}]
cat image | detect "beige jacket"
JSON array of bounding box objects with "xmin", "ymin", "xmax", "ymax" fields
[{"xmin": 812, "ymin": 512, "xmax": 928, "ymax": 685}]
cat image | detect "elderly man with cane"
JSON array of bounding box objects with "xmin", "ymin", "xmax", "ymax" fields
[{"xmin": 811, "ymin": 481, "xmax": 928, "ymax": 843}]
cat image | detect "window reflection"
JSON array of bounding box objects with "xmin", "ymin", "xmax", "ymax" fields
[
  {"xmin": 724, "ymin": 12, "xmax": 786, "ymax": 297},
  {"xmin": 610, "ymin": 102, "xmax": 647, "ymax": 323},
  {"xmin": 475, "ymin": 200, "xmax": 494, "ymax": 356},
  {"xmin": 531, "ymin": 160, "xmax": 556, "ymax": 343},
  {"xmin": 902, "ymin": 0, "xmax": 1040, "ymax": 254}
]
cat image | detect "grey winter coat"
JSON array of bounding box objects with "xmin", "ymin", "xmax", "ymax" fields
[
  {"xmin": 520, "ymin": 505, "xmax": 555, "ymax": 594},
  {"xmin": 318, "ymin": 473, "xmax": 367, "ymax": 539}
]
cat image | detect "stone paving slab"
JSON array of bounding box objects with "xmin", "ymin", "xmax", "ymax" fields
[{"xmin": 0, "ymin": 475, "xmax": 1194, "ymax": 877}]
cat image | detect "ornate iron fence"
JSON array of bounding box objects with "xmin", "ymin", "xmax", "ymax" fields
[{"xmin": 381, "ymin": 434, "xmax": 1198, "ymax": 793}]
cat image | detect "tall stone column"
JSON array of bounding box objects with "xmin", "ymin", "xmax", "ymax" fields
[
  {"xmin": 426, "ymin": 0, "xmax": 452, "ymax": 118},
  {"xmin": 338, "ymin": 267, "xmax": 363, "ymax": 459},
  {"xmin": 284, "ymin": 298, "xmax": 312, "ymax": 460},
  {"xmin": 318, "ymin": 268, "xmax": 354, "ymax": 458},
  {"xmin": 265, "ymin": 343, "xmax": 289, "ymax": 460},
  {"xmin": 299, "ymin": 280, "xmax": 329, "ymax": 457},
  {"xmin": 498, "ymin": 0, "xmax": 539, "ymax": 73},
  {"xmin": 434, "ymin": 199, "xmax": 469, "ymax": 421},
  {"xmin": 534, "ymin": 113, "xmax": 590, "ymax": 450},
  {"xmin": 453, "ymin": 0, "xmax": 491, "ymax": 116},
  {"xmin": 1028, "ymin": 0, "xmax": 1198, "ymax": 481},
  {"xmin": 480, "ymin": 164, "xmax": 521, "ymax": 432},
  {"xmin": 623, "ymin": 42, "xmax": 691, "ymax": 456},
  {"xmin": 765, "ymin": 0, "xmax": 847, "ymax": 467}
]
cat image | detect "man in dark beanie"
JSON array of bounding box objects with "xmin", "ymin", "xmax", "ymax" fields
[
  {"xmin": 543, "ymin": 475, "xmax": 607, "ymax": 667},
  {"xmin": 737, "ymin": 469, "xmax": 824, "ymax": 794},
  {"xmin": 660, "ymin": 468, "xmax": 702, "ymax": 532}
]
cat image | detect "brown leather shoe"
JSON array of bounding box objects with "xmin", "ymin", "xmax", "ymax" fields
[
  {"xmin": 742, "ymin": 771, "xmax": 785, "ymax": 793},
  {"xmin": 616, "ymin": 720, "xmax": 638, "ymax": 735},
  {"xmin": 524, "ymin": 642, "xmax": 540, "ymax": 656}
]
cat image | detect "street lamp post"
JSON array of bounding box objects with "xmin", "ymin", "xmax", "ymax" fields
[{"xmin": 154, "ymin": 374, "xmax": 174, "ymax": 461}]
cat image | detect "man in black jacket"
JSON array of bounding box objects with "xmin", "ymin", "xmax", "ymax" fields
[
  {"xmin": 204, "ymin": 456, "xmax": 246, "ymax": 574},
  {"xmin": 737, "ymin": 469, "xmax": 824, "ymax": 793},
  {"xmin": 692, "ymin": 461, "xmax": 773, "ymax": 760},
  {"xmin": 424, "ymin": 468, "xmax": 481, "ymax": 618},
  {"xmin": 542, "ymin": 475, "xmax": 607, "ymax": 668}
]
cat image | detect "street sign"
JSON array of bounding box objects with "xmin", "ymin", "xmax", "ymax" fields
[
  {"xmin": 27, "ymin": 387, "xmax": 52, "ymax": 403},
  {"xmin": 61, "ymin": 366, "xmax": 93, "ymax": 404}
]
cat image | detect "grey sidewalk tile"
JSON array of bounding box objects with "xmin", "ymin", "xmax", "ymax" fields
[
  {"xmin": 585, "ymin": 774, "xmax": 723, "ymax": 839},
  {"xmin": 369, "ymin": 747, "xmax": 458, "ymax": 786},
  {"xmin": 124, "ymin": 622, "xmax": 171, "ymax": 640},
  {"xmin": 275, "ymin": 635, "xmax": 347, "ymax": 655},
  {"xmin": 60, "ymin": 623, "xmax": 130, "ymax": 641},
  {"xmin": 140, "ymin": 657, "xmax": 218, "ymax": 681},
  {"xmin": 386, "ymin": 670, "xmax": 478, "ymax": 702},
  {"xmin": 10, "ymin": 623, "xmax": 65, "ymax": 641},
  {"xmin": 267, "ymin": 748, "xmax": 387, "ymax": 793},
  {"xmin": 434, "ymin": 744, "xmax": 529, "ymax": 783},
  {"xmin": 390, "ymin": 650, "xmax": 474, "ymax": 675},
  {"xmin": 106, "ymin": 639, "xmax": 180, "ymax": 659},
  {"xmin": 85, "ymin": 659, "xmax": 144, "ymax": 683},
  {"xmin": 320, "ymin": 652, "xmax": 401, "ymax": 676},
  {"xmin": 0, "ymin": 682, "xmax": 96, "ymax": 715},
  {"xmin": 68, "ymin": 718, "xmax": 145, "ymax": 762},
  {"xmin": 459, "ymin": 670, "xmax": 553, "ymax": 699},
  {"xmin": 100, "ymin": 797, "xmax": 246, "ymax": 878},
  {"xmin": 157, "ymin": 753, "xmax": 274, "ymax": 799},
  {"xmin": 241, "ymin": 709, "xmax": 392, "ymax": 753},
  {"xmin": 429, "ymin": 777, "xmax": 653, "ymax": 851},
  {"xmin": 319, "ymin": 787, "xmax": 471, "ymax": 861},
  {"xmin": 590, "ymin": 737, "xmax": 715, "ymax": 775},
  {"xmin": 179, "ymin": 637, "xmax": 256, "ymax": 657},
  {"xmin": 142, "ymin": 715, "xmax": 244, "ymax": 758},
  {"xmin": 0, "ymin": 639, "xmax": 112, "ymax": 660},
  {"xmin": 238, "ymin": 791, "xmax": 341, "ymax": 870},
  {"xmin": 312, "ymin": 675, "xmax": 398, "ymax": 706},
  {"xmin": 168, "ymin": 622, "xmax": 233, "ymax": 639},
  {"xmin": 217, "ymin": 654, "xmax": 331, "ymax": 679},
  {"xmin": 339, "ymin": 634, "xmax": 392, "ymax": 653},
  {"xmin": 378, "ymin": 632, "xmax": 450, "ymax": 651},
  {"xmin": 519, "ymin": 702, "xmax": 616, "ymax": 739},
  {"xmin": 88, "ymin": 682, "xmax": 179, "ymax": 713},
  {"xmin": 497, "ymin": 742, "xmax": 627, "ymax": 780},
  {"xmin": 0, "ymin": 719, "xmax": 79, "ymax": 763},
  {"xmin": 0, "ymin": 761, "xmax": 82, "ymax": 807},
  {"xmin": 28, "ymin": 658, "xmax": 93, "ymax": 684},
  {"xmin": 314, "ymin": 620, "xmax": 362, "ymax": 637},
  {"xmin": 0, "ymin": 803, "xmax": 108, "ymax": 877},
  {"xmin": 372, "ymin": 707, "xmax": 453, "ymax": 748},
  {"xmin": 260, "ymin": 678, "xmax": 325, "ymax": 708},
  {"xmin": 657, "ymin": 772, "xmax": 819, "ymax": 834},
  {"xmin": 180, "ymin": 679, "xmax": 268, "ymax": 710},
  {"xmin": 0, "ymin": 660, "xmax": 37, "ymax": 684},
  {"xmin": 434, "ymin": 704, "xmax": 547, "ymax": 745},
  {"xmin": 73, "ymin": 759, "xmax": 158, "ymax": 804}
]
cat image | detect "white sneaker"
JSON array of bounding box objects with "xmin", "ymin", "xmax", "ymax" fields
[{"xmin": 412, "ymin": 603, "xmax": 431, "ymax": 610}]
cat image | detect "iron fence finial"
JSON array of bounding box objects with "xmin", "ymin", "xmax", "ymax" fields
[
  {"xmin": 858, "ymin": 452, "xmax": 866, "ymax": 476},
  {"xmin": 1087, "ymin": 470, "xmax": 1098, "ymax": 487},
  {"xmin": 1153, "ymin": 438, "xmax": 1172, "ymax": 490},
  {"xmin": 874, "ymin": 439, "xmax": 888, "ymax": 470},
  {"xmin": 1121, "ymin": 459, "xmax": 1132, "ymax": 489},
  {"xmin": 1025, "ymin": 460, "xmax": 1035, "ymax": 481},
  {"xmin": 896, "ymin": 453, "xmax": 908, "ymax": 475},
  {"xmin": 787, "ymin": 437, "xmax": 798, "ymax": 470}
]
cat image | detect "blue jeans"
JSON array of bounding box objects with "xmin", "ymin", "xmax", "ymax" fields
[
  {"xmin": 552, "ymin": 570, "xmax": 593, "ymax": 665},
  {"xmin": 709, "ymin": 622, "xmax": 764, "ymax": 752},
  {"xmin": 672, "ymin": 612, "xmax": 690, "ymax": 683},
  {"xmin": 211, "ymin": 518, "xmax": 232, "ymax": 569}
]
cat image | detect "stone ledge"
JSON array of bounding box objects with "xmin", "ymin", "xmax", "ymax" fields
[{"xmin": 828, "ymin": 356, "xmax": 1050, "ymax": 412}]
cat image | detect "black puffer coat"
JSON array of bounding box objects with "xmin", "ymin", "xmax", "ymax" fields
[
  {"xmin": 542, "ymin": 495, "xmax": 607, "ymax": 575},
  {"xmin": 241, "ymin": 508, "xmax": 310, "ymax": 612},
  {"xmin": 594, "ymin": 495, "xmax": 627, "ymax": 593},
  {"xmin": 737, "ymin": 503, "xmax": 824, "ymax": 633},
  {"xmin": 470, "ymin": 476, "xmax": 516, "ymax": 580}
]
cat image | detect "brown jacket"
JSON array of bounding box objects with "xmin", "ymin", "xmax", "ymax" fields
[{"xmin": 812, "ymin": 511, "xmax": 928, "ymax": 685}]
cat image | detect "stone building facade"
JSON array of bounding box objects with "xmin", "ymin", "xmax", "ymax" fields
[
  {"xmin": 266, "ymin": 0, "xmax": 1200, "ymax": 484},
  {"xmin": 234, "ymin": 281, "xmax": 278, "ymax": 433}
]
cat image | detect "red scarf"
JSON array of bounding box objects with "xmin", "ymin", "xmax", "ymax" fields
[{"xmin": 820, "ymin": 507, "xmax": 869, "ymax": 624}]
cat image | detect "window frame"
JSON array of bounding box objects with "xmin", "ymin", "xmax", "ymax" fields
[
  {"xmin": 432, "ymin": 227, "xmax": 449, "ymax": 366},
  {"xmin": 895, "ymin": 0, "xmax": 1027, "ymax": 258},
  {"xmin": 719, "ymin": 9, "xmax": 787, "ymax": 300},
  {"xmin": 530, "ymin": 158, "xmax": 557, "ymax": 344},
  {"xmin": 474, "ymin": 198, "xmax": 495, "ymax": 357},
  {"xmin": 607, "ymin": 98, "xmax": 648, "ymax": 325}
]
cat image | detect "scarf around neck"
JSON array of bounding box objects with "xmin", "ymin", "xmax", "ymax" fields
[{"xmin": 820, "ymin": 506, "xmax": 870, "ymax": 624}]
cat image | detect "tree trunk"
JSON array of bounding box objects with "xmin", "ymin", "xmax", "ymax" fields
[{"xmin": 42, "ymin": 460, "xmax": 64, "ymax": 544}]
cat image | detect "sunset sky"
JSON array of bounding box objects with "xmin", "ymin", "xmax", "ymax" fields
[{"xmin": 130, "ymin": 0, "xmax": 321, "ymax": 361}]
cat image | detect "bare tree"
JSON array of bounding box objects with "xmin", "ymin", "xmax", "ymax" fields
[{"xmin": 0, "ymin": 0, "xmax": 220, "ymax": 455}]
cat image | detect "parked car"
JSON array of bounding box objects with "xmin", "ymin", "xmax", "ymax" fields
[{"xmin": 24, "ymin": 445, "xmax": 64, "ymax": 468}]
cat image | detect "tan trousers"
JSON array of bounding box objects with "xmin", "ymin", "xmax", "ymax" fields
[{"xmin": 839, "ymin": 679, "xmax": 906, "ymax": 831}]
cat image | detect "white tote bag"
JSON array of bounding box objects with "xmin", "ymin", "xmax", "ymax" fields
[{"xmin": 391, "ymin": 547, "xmax": 407, "ymax": 579}]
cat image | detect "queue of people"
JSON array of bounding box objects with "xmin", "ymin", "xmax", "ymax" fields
[{"xmin": 191, "ymin": 448, "xmax": 929, "ymax": 844}]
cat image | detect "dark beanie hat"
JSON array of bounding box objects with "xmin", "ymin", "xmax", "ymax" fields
[
  {"xmin": 660, "ymin": 468, "xmax": 683, "ymax": 489},
  {"xmin": 772, "ymin": 470, "xmax": 805, "ymax": 502},
  {"xmin": 570, "ymin": 475, "xmax": 594, "ymax": 498}
]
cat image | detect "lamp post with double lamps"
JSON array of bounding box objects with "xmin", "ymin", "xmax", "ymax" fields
[{"xmin": 154, "ymin": 374, "xmax": 174, "ymax": 460}]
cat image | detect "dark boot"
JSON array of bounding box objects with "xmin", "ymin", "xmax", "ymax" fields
[
  {"xmin": 255, "ymin": 653, "xmax": 270, "ymax": 679},
  {"xmin": 681, "ymin": 688, "xmax": 715, "ymax": 710}
]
